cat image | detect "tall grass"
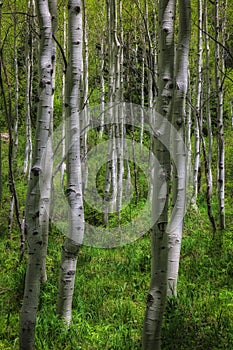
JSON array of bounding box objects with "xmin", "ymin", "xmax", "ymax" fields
[{"xmin": 0, "ymin": 132, "xmax": 233, "ymax": 349}]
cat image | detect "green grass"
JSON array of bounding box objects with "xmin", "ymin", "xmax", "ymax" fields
[
  {"xmin": 1, "ymin": 131, "xmax": 233, "ymax": 349},
  {"xmin": 1, "ymin": 212, "xmax": 233, "ymax": 349}
]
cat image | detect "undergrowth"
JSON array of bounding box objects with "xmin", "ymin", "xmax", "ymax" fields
[{"xmin": 0, "ymin": 131, "xmax": 233, "ymax": 349}]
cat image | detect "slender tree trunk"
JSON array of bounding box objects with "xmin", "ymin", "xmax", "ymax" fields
[
  {"xmin": 167, "ymin": 0, "xmax": 191, "ymax": 297},
  {"xmin": 186, "ymin": 77, "xmax": 192, "ymax": 183},
  {"xmin": 40, "ymin": 0, "xmax": 57, "ymax": 284},
  {"xmin": 203, "ymin": 0, "xmax": 215, "ymax": 230},
  {"xmin": 60, "ymin": 3, "xmax": 67, "ymax": 186},
  {"xmin": 191, "ymin": 0, "xmax": 202, "ymax": 209},
  {"xmin": 215, "ymin": 0, "xmax": 225, "ymax": 230},
  {"xmin": 13, "ymin": 0, "xmax": 19, "ymax": 157},
  {"xmin": 103, "ymin": 0, "xmax": 122, "ymax": 221},
  {"xmin": 99, "ymin": 31, "xmax": 105, "ymax": 138},
  {"xmin": 19, "ymin": 1, "xmax": 53, "ymax": 348},
  {"xmin": 80, "ymin": 0, "xmax": 89, "ymax": 192},
  {"xmin": 23, "ymin": 0, "xmax": 34, "ymax": 179},
  {"xmin": 142, "ymin": 1, "xmax": 175, "ymax": 348},
  {"xmin": 56, "ymin": 0, "xmax": 84, "ymax": 325}
]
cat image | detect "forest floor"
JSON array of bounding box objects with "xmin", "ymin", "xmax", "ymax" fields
[{"xmin": 0, "ymin": 130, "xmax": 233, "ymax": 349}]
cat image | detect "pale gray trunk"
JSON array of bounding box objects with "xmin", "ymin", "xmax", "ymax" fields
[
  {"xmin": 145, "ymin": 0, "xmax": 154, "ymax": 110},
  {"xmin": 99, "ymin": 32, "xmax": 105, "ymax": 138},
  {"xmin": 23, "ymin": 0, "xmax": 34, "ymax": 179},
  {"xmin": 103, "ymin": 0, "xmax": 122, "ymax": 220},
  {"xmin": 201, "ymin": 0, "xmax": 215, "ymax": 231},
  {"xmin": 215, "ymin": 0, "xmax": 225, "ymax": 229},
  {"xmin": 204, "ymin": 0, "xmax": 213, "ymax": 198},
  {"xmin": 103, "ymin": 0, "xmax": 114, "ymax": 223},
  {"xmin": 56, "ymin": 0, "xmax": 84, "ymax": 324},
  {"xmin": 8, "ymin": 0, "xmax": 19, "ymax": 233},
  {"xmin": 41, "ymin": 0, "xmax": 57, "ymax": 284},
  {"xmin": 142, "ymin": 1, "xmax": 175, "ymax": 348},
  {"xmin": 116, "ymin": 0, "xmax": 124, "ymax": 217},
  {"xmin": 60, "ymin": 4, "xmax": 67, "ymax": 186},
  {"xmin": 19, "ymin": 1, "xmax": 53, "ymax": 348},
  {"xmin": 48, "ymin": 0, "xmax": 57, "ymax": 123},
  {"xmin": 191, "ymin": 0, "xmax": 202, "ymax": 209},
  {"xmin": 81, "ymin": 0, "xmax": 89, "ymax": 192},
  {"xmin": 167, "ymin": 0, "xmax": 191, "ymax": 297},
  {"xmin": 186, "ymin": 79, "xmax": 192, "ymax": 181},
  {"xmin": 140, "ymin": 55, "xmax": 145, "ymax": 146},
  {"xmin": 116, "ymin": 106, "xmax": 124, "ymax": 217},
  {"xmin": 8, "ymin": 194, "xmax": 14, "ymax": 232}
]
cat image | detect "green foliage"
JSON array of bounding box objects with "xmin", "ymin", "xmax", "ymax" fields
[
  {"xmin": 1, "ymin": 202, "xmax": 233, "ymax": 349},
  {"xmin": 162, "ymin": 226, "xmax": 233, "ymax": 349},
  {"xmin": 0, "ymin": 132, "xmax": 233, "ymax": 349}
]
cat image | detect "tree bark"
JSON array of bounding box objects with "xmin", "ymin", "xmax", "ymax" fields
[
  {"xmin": 167, "ymin": 0, "xmax": 191, "ymax": 297},
  {"xmin": 215, "ymin": 0, "xmax": 225, "ymax": 230},
  {"xmin": 142, "ymin": 1, "xmax": 175, "ymax": 348},
  {"xmin": 56, "ymin": 0, "xmax": 84, "ymax": 325},
  {"xmin": 19, "ymin": 1, "xmax": 53, "ymax": 348},
  {"xmin": 191, "ymin": 0, "xmax": 202, "ymax": 209}
]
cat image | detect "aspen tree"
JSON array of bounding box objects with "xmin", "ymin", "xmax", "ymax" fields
[
  {"xmin": 191, "ymin": 0, "xmax": 202, "ymax": 209},
  {"xmin": 167, "ymin": 0, "xmax": 191, "ymax": 297},
  {"xmin": 103, "ymin": 0, "xmax": 122, "ymax": 222},
  {"xmin": 23, "ymin": 0, "xmax": 34, "ymax": 179},
  {"xmin": 143, "ymin": 0, "xmax": 175, "ymax": 348},
  {"xmin": 56, "ymin": 0, "xmax": 84, "ymax": 324},
  {"xmin": 203, "ymin": 0, "xmax": 216, "ymax": 230},
  {"xmin": 99, "ymin": 31, "xmax": 106, "ymax": 138},
  {"xmin": 115, "ymin": 0, "xmax": 124, "ymax": 218},
  {"xmin": 103, "ymin": 0, "xmax": 114, "ymax": 224},
  {"xmin": 20, "ymin": 1, "xmax": 53, "ymax": 348},
  {"xmin": 80, "ymin": 0, "xmax": 88, "ymax": 192},
  {"xmin": 41, "ymin": 0, "xmax": 57, "ymax": 284},
  {"xmin": 60, "ymin": 5, "xmax": 66, "ymax": 187},
  {"xmin": 215, "ymin": 0, "xmax": 225, "ymax": 230}
]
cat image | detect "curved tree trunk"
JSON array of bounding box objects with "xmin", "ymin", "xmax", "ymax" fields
[{"xmin": 19, "ymin": 1, "xmax": 53, "ymax": 348}]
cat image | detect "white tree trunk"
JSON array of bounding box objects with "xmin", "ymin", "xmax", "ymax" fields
[
  {"xmin": 142, "ymin": 1, "xmax": 176, "ymax": 348},
  {"xmin": 23, "ymin": 0, "xmax": 34, "ymax": 179},
  {"xmin": 103, "ymin": 0, "xmax": 122, "ymax": 221},
  {"xmin": 60, "ymin": 3, "xmax": 67, "ymax": 186},
  {"xmin": 191, "ymin": 0, "xmax": 202, "ymax": 209},
  {"xmin": 167, "ymin": 0, "xmax": 191, "ymax": 297},
  {"xmin": 202, "ymin": 0, "xmax": 216, "ymax": 231},
  {"xmin": 20, "ymin": 1, "xmax": 53, "ymax": 348},
  {"xmin": 99, "ymin": 32, "xmax": 105, "ymax": 138},
  {"xmin": 215, "ymin": 0, "xmax": 225, "ymax": 230},
  {"xmin": 56, "ymin": 0, "xmax": 84, "ymax": 325},
  {"xmin": 80, "ymin": 0, "xmax": 89, "ymax": 192},
  {"xmin": 41, "ymin": 0, "xmax": 57, "ymax": 284}
]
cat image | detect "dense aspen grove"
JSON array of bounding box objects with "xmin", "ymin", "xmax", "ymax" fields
[{"xmin": 1, "ymin": 0, "xmax": 233, "ymax": 349}]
